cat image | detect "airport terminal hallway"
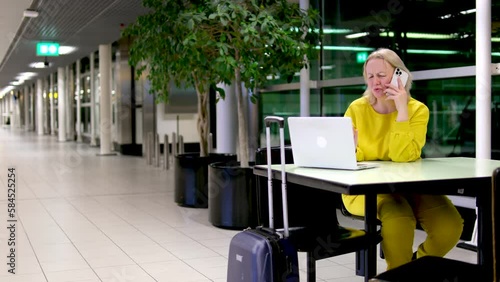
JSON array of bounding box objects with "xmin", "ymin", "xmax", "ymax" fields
[{"xmin": 0, "ymin": 127, "xmax": 477, "ymax": 282}]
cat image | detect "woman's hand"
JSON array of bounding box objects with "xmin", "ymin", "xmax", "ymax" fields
[{"xmin": 385, "ymin": 77, "xmax": 409, "ymax": 121}]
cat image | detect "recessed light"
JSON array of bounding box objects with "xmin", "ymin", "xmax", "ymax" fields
[
  {"xmin": 58, "ymin": 46, "xmax": 77, "ymax": 55},
  {"xmin": 29, "ymin": 62, "xmax": 50, "ymax": 68},
  {"xmin": 16, "ymin": 72, "xmax": 37, "ymax": 80},
  {"xmin": 23, "ymin": 9, "xmax": 39, "ymax": 18}
]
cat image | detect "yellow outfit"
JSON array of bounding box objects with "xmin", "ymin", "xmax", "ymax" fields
[{"xmin": 342, "ymin": 97, "xmax": 464, "ymax": 270}]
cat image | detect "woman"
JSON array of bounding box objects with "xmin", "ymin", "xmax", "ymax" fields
[{"xmin": 342, "ymin": 48, "xmax": 464, "ymax": 270}]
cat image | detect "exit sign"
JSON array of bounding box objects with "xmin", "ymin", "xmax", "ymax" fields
[
  {"xmin": 36, "ymin": 42, "xmax": 59, "ymax": 56},
  {"xmin": 356, "ymin": 52, "xmax": 368, "ymax": 63}
]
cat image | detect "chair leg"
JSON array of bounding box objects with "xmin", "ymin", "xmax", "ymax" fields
[
  {"xmin": 355, "ymin": 250, "xmax": 365, "ymax": 277},
  {"xmin": 307, "ymin": 252, "xmax": 316, "ymax": 282}
]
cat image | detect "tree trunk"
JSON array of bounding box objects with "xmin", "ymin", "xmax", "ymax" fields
[
  {"xmin": 195, "ymin": 86, "xmax": 209, "ymax": 157},
  {"xmin": 234, "ymin": 67, "xmax": 249, "ymax": 168}
]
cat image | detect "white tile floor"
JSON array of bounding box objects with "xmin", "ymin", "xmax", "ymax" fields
[{"xmin": 0, "ymin": 127, "xmax": 478, "ymax": 282}]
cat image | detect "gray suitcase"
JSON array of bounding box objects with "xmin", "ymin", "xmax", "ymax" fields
[{"xmin": 226, "ymin": 116, "xmax": 299, "ymax": 282}]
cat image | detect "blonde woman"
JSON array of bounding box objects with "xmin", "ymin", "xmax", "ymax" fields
[{"xmin": 342, "ymin": 48, "xmax": 464, "ymax": 270}]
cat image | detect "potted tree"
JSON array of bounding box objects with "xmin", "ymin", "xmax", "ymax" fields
[
  {"xmin": 122, "ymin": 0, "xmax": 236, "ymax": 208},
  {"xmin": 123, "ymin": 0, "xmax": 319, "ymax": 215},
  {"xmin": 203, "ymin": 0, "xmax": 320, "ymax": 228}
]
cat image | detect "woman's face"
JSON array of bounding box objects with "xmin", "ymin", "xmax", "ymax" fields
[{"xmin": 365, "ymin": 58, "xmax": 395, "ymax": 99}]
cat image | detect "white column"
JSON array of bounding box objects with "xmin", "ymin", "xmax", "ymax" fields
[
  {"xmin": 40, "ymin": 83, "xmax": 45, "ymax": 133},
  {"xmin": 9, "ymin": 92, "xmax": 12, "ymax": 125},
  {"xmin": 476, "ymin": 0, "xmax": 491, "ymax": 159},
  {"xmin": 58, "ymin": 67, "xmax": 67, "ymax": 142},
  {"xmin": 90, "ymin": 52, "xmax": 97, "ymax": 146},
  {"xmin": 30, "ymin": 84, "xmax": 35, "ymax": 131},
  {"xmin": 1, "ymin": 97, "xmax": 4, "ymax": 125},
  {"xmin": 2, "ymin": 97, "xmax": 6, "ymax": 125},
  {"xmin": 0, "ymin": 97, "xmax": 3, "ymax": 125},
  {"xmin": 215, "ymin": 83, "xmax": 238, "ymax": 154},
  {"xmin": 76, "ymin": 60, "xmax": 82, "ymax": 142},
  {"xmin": 49, "ymin": 74, "xmax": 55, "ymax": 135},
  {"xmin": 11, "ymin": 91, "xmax": 17, "ymax": 128},
  {"xmin": 0, "ymin": 93, "xmax": 5, "ymax": 125},
  {"xmin": 3, "ymin": 96, "xmax": 6, "ymax": 125},
  {"xmin": 4, "ymin": 97, "xmax": 7, "ymax": 125},
  {"xmin": 16, "ymin": 91, "xmax": 22, "ymax": 128},
  {"xmin": 24, "ymin": 85, "xmax": 30, "ymax": 130},
  {"xmin": 99, "ymin": 44, "xmax": 113, "ymax": 155},
  {"xmin": 66, "ymin": 65, "xmax": 75, "ymax": 140},
  {"xmin": 299, "ymin": 0, "xmax": 310, "ymax": 117},
  {"xmin": 36, "ymin": 79, "xmax": 44, "ymax": 135}
]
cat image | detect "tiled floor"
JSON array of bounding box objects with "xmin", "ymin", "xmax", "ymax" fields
[{"xmin": 0, "ymin": 127, "xmax": 478, "ymax": 282}]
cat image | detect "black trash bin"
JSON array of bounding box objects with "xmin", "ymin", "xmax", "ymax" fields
[
  {"xmin": 208, "ymin": 160, "xmax": 258, "ymax": 229},
  {"xmin": 174, "ymin": 152, "xmax": 236, "ymax": 208}
]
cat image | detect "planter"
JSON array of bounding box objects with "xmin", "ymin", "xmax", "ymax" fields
[
  {"xmin": 208, "ymin": 161, "xmax": 258, "ymax": 229},
  {"xmin": 174, "ymin": 152, "xmax": 236, "ymax": 208}
]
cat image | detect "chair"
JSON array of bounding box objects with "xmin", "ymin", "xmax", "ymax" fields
[
  {"xmin": 340, "ymin": 201, "xmax": 425, "ymax": 260},
  {"xmin": 255, "ymin": 146, "xmax": 383, "ymax": 281},
  {"xmin": 369, "ymin": 167, "xmax": 500, "ymax": 282},
  {"xmin": 339, "ymin": 201, "xmax": 385, "ymax": 259}
]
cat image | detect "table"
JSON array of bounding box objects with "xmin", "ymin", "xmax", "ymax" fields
[{"xmin": 253, "ymin": 157, "xmax": 500, "ymax": 281}]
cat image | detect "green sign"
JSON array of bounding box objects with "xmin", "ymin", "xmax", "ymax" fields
[
  {"xmin": 36, "ymin": 42, "xmax": 60, "ymax": 56},
  {"xmin": 356, "ymin": 51, "xmax": 368, "ymax": 63}
]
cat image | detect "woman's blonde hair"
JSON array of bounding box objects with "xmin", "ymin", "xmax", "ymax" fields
[{"xmin": 362, "ymin": 48, "xmax": 413, "ymax": 104}]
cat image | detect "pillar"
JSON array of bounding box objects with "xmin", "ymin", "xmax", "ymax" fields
[
  {"xmin": 90, "ymin": 51, "xmax": 97, "ymax": 146},
  {"xmin": 299, "ymin": 0, "xmax": 310, "ymax": 117},
  {"xmin": 36, "ymin": 79, "xmax": 44, "ymax": 135},
  {"xmin": 76, "ymin": 59, "xmax": 82, "ymax": 142},
  {"xmin": 66, "ymin": 65, "xmax": 75, "ymax": 140},
  {"xmin": 24, "ymin": 85, "xmax": 30, "ymax": 131},
  {"xmin": 215, "ymin": 83, "xmax": 238, "ymax": 154},
  {"xmin": 476, "ymin": 0, "xmax": 491, "ymax": 159},
  {"xmin": 58, "ymin": 67, "xmax": 67, "ymax": 141},
  {"xmin": 49, "ymin": 74, "xmax": 55, "ymax": 135},
  {"xmin": 99, "ymin": 44, "xmax": 113, "ymax": 155}
]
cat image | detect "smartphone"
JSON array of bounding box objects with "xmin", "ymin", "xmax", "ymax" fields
[{"xmin": 390, "ymin": 68, "xmax": 409, "ymax": 87}]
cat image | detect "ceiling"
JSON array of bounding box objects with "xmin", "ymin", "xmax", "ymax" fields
[{"xmin": 0, "ymin": 0, "xmax": 149, "ymax": 93}]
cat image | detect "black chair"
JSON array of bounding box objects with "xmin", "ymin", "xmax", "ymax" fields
[
  {"xmin": 340, "ymin": 201, "xmax": 428, "ymax": 260},
  {"xmin": 255, "ymin": 146, "xmax": 383, "ymax": 281},
  {"xmin": 369, "ymin": 167, "xmax": 500, "ymax": 282},
  {"xmin": 339, "ymin": 201, "xmax": 385, "ymax": 259}
]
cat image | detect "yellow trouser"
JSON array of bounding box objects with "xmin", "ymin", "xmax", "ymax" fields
[{"xmin": 342, "ymin": 194, "xmax": 464, "ymax": 270}]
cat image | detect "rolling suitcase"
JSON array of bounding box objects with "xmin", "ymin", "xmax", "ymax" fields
[{"xmin": 226, "ymin": 116, "xmax": 299, "ymax": 282}]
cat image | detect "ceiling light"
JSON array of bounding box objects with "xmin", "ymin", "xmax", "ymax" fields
[
  {"xmin": 406, "ymin": 49, "xmax": 460, "ymax": 55},
  {"xmin": 321, "ymin": 46, "xmax": 375, "ymax": 52},
  {"xmin": 16, "ymin": 72, "xmax": 37, "ymax": 81},
  {"xmin": 23, "ymin": 9, "xmax": 39, "ymax": 18},
  {"xmin": 346, "ymin": 32, "xmax": 370, "ymax": 39},
  {"xmin": 58, "ymin": 46, "xmax": 77, "ymax": 55},
  {"xmin": 322, "ymin": 28, "xmax": 353, "ymax": 34},
  {"xmin": 460, "ymin": 9, "xmax": 476, "ymax": 15},
  {"xmin": 0, "ymin": 86, "xmax": 15, "ymax": 98},
  {"xmin": 378, "ymin": 31, "xmax": 456, "ymax": 40},
  {"xmin": 29, "ymin": 62, "xmax": 50, "ymax": 68},
  {"xmin": 317, "ymin": 45, "xmax": 459, "ymax": 55}
]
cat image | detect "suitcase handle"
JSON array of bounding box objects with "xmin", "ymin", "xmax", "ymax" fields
[
  {"xmin": 265, "ymin": 116, "xmax": 284, "ymax": 128},
  {"xmin": 264, "ymin": 116, "xmax": 290, "ymax": 238}
]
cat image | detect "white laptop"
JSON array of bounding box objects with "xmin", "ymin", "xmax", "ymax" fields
[{"xmin": 287, "ymin": 116, "xmax": 378, "ymax": 170}]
